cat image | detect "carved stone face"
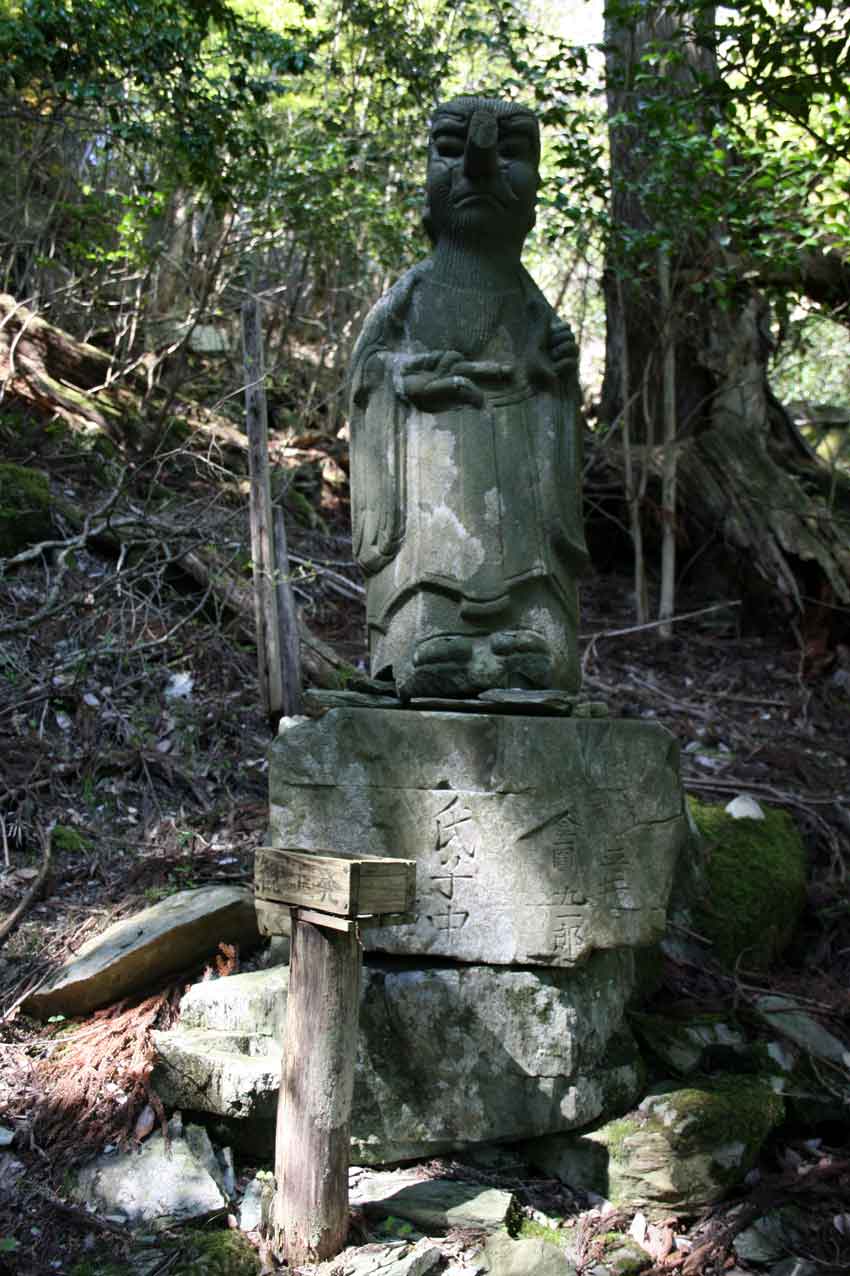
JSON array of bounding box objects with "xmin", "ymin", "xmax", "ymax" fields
[{"xmin": 425, "ymin": 97, "xmax": 540, "ymax": 248}]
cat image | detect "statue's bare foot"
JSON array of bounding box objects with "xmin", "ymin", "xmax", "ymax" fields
[
  {"xmin": 489, "ymin": 629, "xmax": 553, "ymax": 689},
  {"xmin": 398, "ymin": 629, "xmax": 554, "ymax": 700}
]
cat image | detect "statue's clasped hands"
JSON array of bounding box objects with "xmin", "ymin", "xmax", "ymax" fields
[
  {"xmin": 549, "ymin": 321, "xmax": 578, "ymax": 383},
  {"xmin": 397, "ymin": 350, "xmax": 513, "ymax": 411}
]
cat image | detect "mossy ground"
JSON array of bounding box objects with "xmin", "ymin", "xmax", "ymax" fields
[
  {"xmin": 0, "ymin": 462, "xmax": 51, "ymax": 556},
  {"xmin": 69, "ymin": 1228, "xmax": 260, "ymax": 1276},
  {"xmin": 688, "ymin": 797, "xmax": 806, "ymax": 967},
  {"xmin": 517, "ymin": 1217, "xmax": 572, "ymax": 1250}
]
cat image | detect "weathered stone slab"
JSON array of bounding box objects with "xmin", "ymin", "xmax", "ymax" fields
[
  {"xmin": 153, "ymin": 955, "xmax": 644, "ymax": 1164},
  {"xmin": 269, "ymin": 709, "xmax": 688, "ymax": 966},
  {"xmin": 152, "ymin": 1027, "xmax": 280, "ymax": 1122},
  {"xmin": 350, "ymin": 1173, "xmax": 516, "ymax": 1232},
  {"xmin": 317, "ymin": 1240, "xmax": 444, "ymax": 1276},
  {"xmin": 24, "ymin": 886, "xmax": 261, "ymax": 1017},
  {"xmin": 754, "ymin": 994, "xmax": 850, "ymax": 1070}
]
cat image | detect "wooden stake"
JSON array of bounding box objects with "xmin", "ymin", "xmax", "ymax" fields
[
  {"xmin": 273, "ymin": 913, "xmax": 362, "ymax": 1265},
  {"xmin": 273, "ymin": 503, "xmax": 302, "ymax": 716},
  {"xmin": 658, "ymin": 246, "xmax": 678, "ymax": 640},
  {"xmin": 242, "ymin": 297, "xmax": 283, "ymax": 720}
]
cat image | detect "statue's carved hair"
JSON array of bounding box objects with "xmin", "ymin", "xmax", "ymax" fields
[{"xmin": 429, "ymin": 96, "xmax": 540, "ymax": 161}]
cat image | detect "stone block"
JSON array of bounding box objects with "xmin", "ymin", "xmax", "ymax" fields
[
  {"xmin": 178, "ymin": 966, "xmax": 289, "ymax": 1042},
  {"xmin": 483, "ymin": 1232, "xmax": 576, "ymax": 1276},
  {"xmin": 152, "ymin": 1026, "xmax": 280, "ymax": 1123},
  {"xmin": 269, "ymin": 709, "xmax": 688, "ymax": 967},
  {"xmin": 153, "ymin": 955, "xmax": 644, "ymax": 1164},
  {"xmin": 24, "ymin": 886, "xmax": 261, "ymax": 1018}
]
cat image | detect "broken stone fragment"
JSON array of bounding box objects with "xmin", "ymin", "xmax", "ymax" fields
[
  {"xmin": 316, "ymin": 1239, "xmax": 444, "ymax": 1276},
  {"xmin": 71, "ymin": 1124, "xmax": 228, "ymax": 1227},
  {"xmin": 23, "ymin": 886, "xmax": 261, "ymax": 1018},
  {"xmin": 350, "ymin": 1172, "xmax": 517, "ymax": 1232}
]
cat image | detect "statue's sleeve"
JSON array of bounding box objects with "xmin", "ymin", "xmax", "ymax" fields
[
  {"xmin": 523, "ymin": 274, "xmax": 590, "ymax": 574},
  {"xmin": 347, "ymin": 281, "xmax": 412, "ymax": 575}
]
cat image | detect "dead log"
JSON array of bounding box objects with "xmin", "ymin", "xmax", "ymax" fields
[{"xmin": 0, "ymin": 293, "xmax": 248, "ymax": 467}]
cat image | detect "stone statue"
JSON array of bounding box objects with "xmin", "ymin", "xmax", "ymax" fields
[{"xmin": 348, "ymin": 96, "xmax": 588, "ymax": 701}]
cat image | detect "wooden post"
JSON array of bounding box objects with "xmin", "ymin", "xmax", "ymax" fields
[
  {"xmin": 254, "ymin": 848, "xmax": 416, "ymax": 1265},
  {"xmin": 242, "ymin": 297, "xmax": 282, "ymax": 720},
  {"xmin": 273, "ymin": 913, "xmax": 361, "ymax": 1264}
]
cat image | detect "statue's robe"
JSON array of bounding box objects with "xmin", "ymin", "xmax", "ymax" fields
[{"xmin": 348, "ymin": 258, "xmax": 589, "ymax": 688}]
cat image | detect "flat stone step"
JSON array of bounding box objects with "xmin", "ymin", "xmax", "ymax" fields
[
  {"xmin": 350, "ymin": 1171, "xmax": 518, "ymax": 1232},
  {"xmin": 152, "ymin": 1026, "xmax": 280, "ymax": 1123}
]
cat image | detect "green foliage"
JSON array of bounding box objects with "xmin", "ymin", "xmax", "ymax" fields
[
  {"xmin": 52, "ymin": 824, "xmax": 92, "ymax": 853},
  {"xmin": 0, "ymin": 0, "xmax": 312, "ymax": 203}
]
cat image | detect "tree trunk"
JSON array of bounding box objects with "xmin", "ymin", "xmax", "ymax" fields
[
  {"xmin": 601, "ymin": 3, "xmax": 717, "ymax": 443},
  {"xmin": 600, "ymin": 3, "xmax": 850, "ymax": 614}
]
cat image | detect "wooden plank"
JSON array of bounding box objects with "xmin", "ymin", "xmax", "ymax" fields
[
  {"xmin": 273, "ymin": 913, "xmax": 361, "ymax": 1263},
  {"xmin": 255, "ymin": 848, "xmax": 416, "ymax": 917},
  {"xmin": 242, "ymin": 297, "xmax": 283, "ymax": 720},
  {"xmin": 357, "ymin": 858, "xmax": 417, "ymax": 914},
  {"xmin": 256, "ymin": 849, "xmax": 356, "ymax": 915},
  {"xmin": 295, "ymin": 908, "xmax": 356, "ymax": 933},
  {"xmin": 255, "ymin": 897, "xmax": 416, "ymax": 936}
]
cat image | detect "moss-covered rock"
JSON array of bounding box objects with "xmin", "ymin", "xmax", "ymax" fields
[
  {"xmin": 523, "ymin": 1076, "xmax": 784, "ymax": 1217},
  {"xmin": 484, "ymin": 1229, "xmax": 576, "ymax": 1276},
  {"xmin": 687, "ymin": 797, "xmax": 806, "ymax": 968},
  {"xmin": 597, "ymin": 1233, "xmax": 651, "ymax": 1274},
  {"xmin": 0, "ymin": 463, "xmax": 51, "ymax": 556}
]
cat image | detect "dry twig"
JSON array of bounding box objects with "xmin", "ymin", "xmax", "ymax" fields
[{"xmin": 0, "ymin": 825, "xmax": 52, "ymax": 947}]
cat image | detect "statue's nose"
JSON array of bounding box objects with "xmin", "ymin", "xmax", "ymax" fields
[{"xmin": 464, "ymin": 110, "xmax": 499, "ymax": 178}]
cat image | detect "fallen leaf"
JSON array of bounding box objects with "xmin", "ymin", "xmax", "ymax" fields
[{"xmin": 133, "ymin": 1103, "xmax": 156, "ymax": 1143}]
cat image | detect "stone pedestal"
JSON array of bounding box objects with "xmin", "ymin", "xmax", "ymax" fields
[
  {"xmin": 269, "ymin": 708, "xmax": 689, "ymax": 967},
  {"xmin": 158, "ymin": 706, "xmax": 691, "ymax": 1160}
]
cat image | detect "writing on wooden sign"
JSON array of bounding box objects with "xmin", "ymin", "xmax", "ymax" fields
[{"xmin": 254, "ymin": 848, "xmax": 416, "ymax": 919}]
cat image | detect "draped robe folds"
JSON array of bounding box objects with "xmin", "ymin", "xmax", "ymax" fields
[{"xmin": 348, "ymin": 259, "xmax": 589, "ymax": 690}]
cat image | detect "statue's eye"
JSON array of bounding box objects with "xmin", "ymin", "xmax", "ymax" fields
[{"xmin": 434, "ymin": 135, "xmax": 464, "ymax": 158}]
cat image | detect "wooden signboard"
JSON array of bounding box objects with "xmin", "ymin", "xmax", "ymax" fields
[{"xmin": 255, "ymin": 847, "xmax": 416, "ymax": 919}]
